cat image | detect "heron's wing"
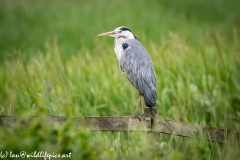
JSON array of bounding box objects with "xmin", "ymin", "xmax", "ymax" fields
[{"xmin": 120, "ymin": 39, "xmax": 157, "ymax": 107}]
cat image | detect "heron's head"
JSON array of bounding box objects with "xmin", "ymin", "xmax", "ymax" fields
[{"xmin": 98, "ymin": 26, "xmax": 136, "ymax": 39}]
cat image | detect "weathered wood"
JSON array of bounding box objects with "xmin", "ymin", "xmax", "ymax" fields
[
  {"xmin": 202, "ymin": 126, "xmax": 239, "ymax": 145},
  {"xmin": 152, "ymin": 117, "xmax": 200, "ymax": 137},
  {"xmin": 143, "ymin": 107, "xmax": 158, "ymax": 117},
  {"xmin": 145, "ymin": 108, "xmax": 160, "ymax": 151},
  {"xmin": 76, "ymin": 117, "xmax": 151, "ymax": 131},
  {"xmin": 0, "ymin": 116, "xmax": 239, "ymax": 145},
  {"xmin": 152, "ymin": 117, "xmax": 239, "ymax": 144},
  {"xmin": 0, "ymin": 116, "xmax": 151, "ymax": 131}
]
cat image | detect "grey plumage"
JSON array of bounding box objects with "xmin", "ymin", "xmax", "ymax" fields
[
  {"xmin": 120, "ymin": 39, "xmax": 156, "ymax": 107},
  {"xmin": 98, "ymin": 26, "xmax": 157, "ymax": 116}
]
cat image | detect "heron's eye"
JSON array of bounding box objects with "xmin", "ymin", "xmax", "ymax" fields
[{"xmin": 119, "ymin": 30, "xmax": 122, "ymax": 33}]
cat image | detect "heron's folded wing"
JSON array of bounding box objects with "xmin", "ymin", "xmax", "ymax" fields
[{"xmin": 120, "ymin": 39, "xmax": 157, "ymax": 97}]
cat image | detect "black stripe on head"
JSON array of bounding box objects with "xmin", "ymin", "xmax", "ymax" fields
[
  {"xmin": 116, "ymin": 35, "xmax": 126, "ymax": 39},
  {"xmin": 119, "ymin": 27, "xmax": 139, "ymax": 40},
  {"xmin": 119, "ymin": 27, "xmax": 131, "ymax": 32}
]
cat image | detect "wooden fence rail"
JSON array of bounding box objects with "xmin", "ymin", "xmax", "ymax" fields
[{"xmin": 0, "ymin": 108, "xmax": 239, "ymax": 145}]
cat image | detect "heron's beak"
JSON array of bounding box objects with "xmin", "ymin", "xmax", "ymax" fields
[{"xmin": 97, "ymin": 31, "xmax": 117, "ymax": 37}]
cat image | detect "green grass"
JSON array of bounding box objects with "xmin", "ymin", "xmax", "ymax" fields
[{"xmin": 0, "ymin": 0, "xmax": 240, "ymax": 159}]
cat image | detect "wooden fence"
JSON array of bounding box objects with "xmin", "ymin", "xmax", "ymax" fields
[{"xmin": 0, "ymin": 108, "xmax": 239, "ymax": 145}]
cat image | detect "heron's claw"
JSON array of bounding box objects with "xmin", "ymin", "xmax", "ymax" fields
[
  {"xmin": 139, "ymin": 114, "xmax": 146, "ymax": 120},
  {"xmin": 130, "ymin": 113, "xmax": 138, "ymax": 117},
  {"xmin": 133, "ymin": 113, "xmax": 138, "ymax": 117}
]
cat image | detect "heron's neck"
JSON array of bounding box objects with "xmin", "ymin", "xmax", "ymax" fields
[{"xmin": 114, "ymin": 37, "xmax": 127, "ymax": 61}]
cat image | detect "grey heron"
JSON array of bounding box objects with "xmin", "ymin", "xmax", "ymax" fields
[{"xmin": 98, "ymin": 26, "xmax": 157, "ymax": 117}]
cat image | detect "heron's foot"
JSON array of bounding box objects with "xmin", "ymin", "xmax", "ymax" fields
[
  {"xmin": 139, "ymin": 114, "xmax": 146, "ymax": 120},
  {"xmin": 130, "ymin": 113, "xmax": 138, "ymax": 117}
]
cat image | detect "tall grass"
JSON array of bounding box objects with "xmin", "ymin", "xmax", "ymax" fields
[{"xmin": 0, "ymin": 0, "xmax": 240, "ymax": 159}]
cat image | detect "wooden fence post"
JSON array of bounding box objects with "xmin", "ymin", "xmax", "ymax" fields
[{"xmin": 144, "ymin": 107, "xmax": 160, "ymax": 152}]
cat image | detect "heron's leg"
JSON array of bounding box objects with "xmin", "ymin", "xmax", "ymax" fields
[
  {"xmin": 139, "ymin": 95, "xmax": 145, "ymax": 117},
  {"xmin": 141, "ymin": 95, "xmax": 144, "ymax": 116},
  {"xmin": 132, "ymin": 94, "xmax": 141, "ymax": 116}
]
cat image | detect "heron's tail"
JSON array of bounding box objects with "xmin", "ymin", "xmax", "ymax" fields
[{"xmin": 143, "ymin": 86, "xmax": 156, "ymax": 107}]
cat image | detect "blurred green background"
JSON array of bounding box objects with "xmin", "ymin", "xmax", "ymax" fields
[
  {"xmin": 0, "ymin": 0, "xmax": 240, "ymax": 159},
  {"xmin": 1, "ymin": 0, "xmax": 239, "ymax": 61}
]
